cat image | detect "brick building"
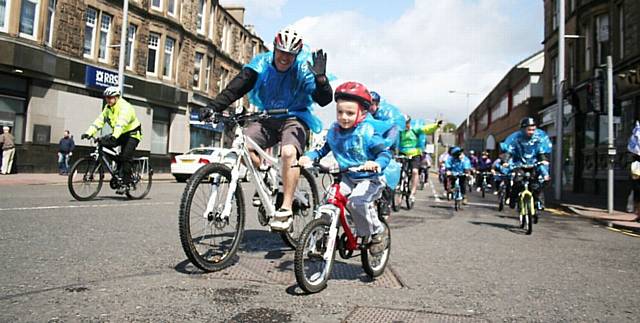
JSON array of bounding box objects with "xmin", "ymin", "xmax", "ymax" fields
[
  {"xmin": 0, "ymin": 0, "xmax": 266, "ymax": 172},
  {"xmin": 455, "ymin": 51, "xmax": 545, "ymax": 157},
  {"xmin": 541, "ymin": 0, "xmax": 640, "ymax": 198}
]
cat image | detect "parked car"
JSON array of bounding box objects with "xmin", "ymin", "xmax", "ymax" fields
[{"xmin": 171, "ymin": 147, "xmax": 248, "ymax": 182}]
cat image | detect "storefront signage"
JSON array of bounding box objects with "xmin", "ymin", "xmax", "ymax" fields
[
  {"xmin": 85, "ymin": 66, "xmax": 119, "ymax": 89},
  {"xmin": 189, "ymin": 111, "xmax": 223, "ymax": 132}
]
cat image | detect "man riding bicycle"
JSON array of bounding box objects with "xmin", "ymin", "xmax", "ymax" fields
[
  {"xmin": 199, "ymin": 26, "xmax": 333, "ymax": 231},
  {"xmin": 501, "ymin": 117, "xmax": 552, "ymax": 210},
  {"xmin": 444, "ymin": 146, "xmax": 472, "ymax": 204},
  {"xmin": 82, "ymin": 86, "xmax": 142, "ymax": 193},
  {"xmin": 398, "ymin": 115, "xmax": 441, "ymax": 204}
]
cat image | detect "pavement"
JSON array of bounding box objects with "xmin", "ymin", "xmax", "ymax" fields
[
  {"xmin": 0, "ymin": 172, "xmax": 177, "ymax": 186},
  {"xmin": 548, "ymin": 195, "xmax": 640, "ymax": 236}
]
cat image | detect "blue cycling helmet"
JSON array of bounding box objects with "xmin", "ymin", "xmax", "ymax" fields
[
  {"xmin": 450, "ymin": 146, "xmax": 463, "ymax": 157},
  {"xmin": 370, "ymin": 91, "xmax": 381, "ymax": 103}
]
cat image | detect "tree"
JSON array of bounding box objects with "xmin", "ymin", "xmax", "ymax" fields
[{"xmin": 442, "ymin": 123, "xmax": 457, "ymax": 132}]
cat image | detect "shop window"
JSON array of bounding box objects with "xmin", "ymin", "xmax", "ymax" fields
[
  {"xmin": 19, "ymin": 0, "xmax": 40, "ymax": 40},
  {"xmin": 32, "ymin": 124, "xmax": 50, "ymax": 144},
  {"xmin": 0, "ymin": 95, "xmax": 26, "ymax": 144},
  {"xmin": 0, "ymin": 0, "xmax": 10, "ymax": 32},
  {"xmin": 44, "ymin": 0, "xmax": 56, "ymax": 46},
  {"xmin": 147, "ymin": 32, "xmax": 160, "ymax": 75},
  {"xmin": 151, "ymin": 108, "xmax": 170, "ymax": 154}
]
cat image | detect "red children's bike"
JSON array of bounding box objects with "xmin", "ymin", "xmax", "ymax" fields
[{"xmin": 294, "ymin": 164, "xmax": 391, "ymax": 293}]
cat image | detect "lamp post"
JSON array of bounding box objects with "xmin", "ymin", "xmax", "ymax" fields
[
  {"xmin": 449, "ymin": 90, "xmax": 478, "ymax": 149},
  {"xmin": 117, "ymin": 0, "xmax": 130, "ymax": 93},
  {"xmin": 554, "ymin": 0, "xmax": 565, "ymax": 201}
]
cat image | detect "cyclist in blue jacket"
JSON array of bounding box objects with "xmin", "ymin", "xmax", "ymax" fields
[
  {"xmin": 300, "ymin": 82, "xmax": 391, "ymax": 254},
  {"xmin": 502, "ymin": 117, "xmax": 552, "ymax": 210},
  {"xmin": 445, "ymin": 146, "xmax": 472, "ymax": 204}
]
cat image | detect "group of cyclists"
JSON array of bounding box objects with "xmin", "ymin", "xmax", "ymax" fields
[
  {"xmin": 79, "ymin": 25, "xmax": 554, "ymax": 289},
  {"xmin": 437, "ymin": 117, "xmax": 553, "ymax": 211}
]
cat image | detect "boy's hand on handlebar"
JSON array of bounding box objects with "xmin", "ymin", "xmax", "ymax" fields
[
  {"xmin": 298, "ymin": 156, "xmax": 313, "ymax": 168},
  {"xmin": 363, "ymin": 161, "xmax": 381, "ymax": 172}
]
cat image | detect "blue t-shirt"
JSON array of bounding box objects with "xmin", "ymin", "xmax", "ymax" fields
[{"xmin": 445, "ymin": 155, "xmax": 472, "ymax": 175}]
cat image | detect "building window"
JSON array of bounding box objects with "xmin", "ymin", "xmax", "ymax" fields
[
  {"xmin": 595, "ymin": 14, "xmax": 610, "ymax": 66},
  {"xmin": 584, "ymin": 23, "xmax": 591, "ymax": 71},
  {"xmin": 513, "ymin": 82, "xmax": 530, "ymax": 107},
  {"xmin": 205, "ymin": 56, "xmax": 212, "ymax": 91},
  {"xmin": 163, "ymin": 37, "xmax": 174, "ymax": 78},
  {"xmin": 44, "ymin": 0, "xmax": 56, "ymax": 45},
  {"xmin": 151, "ymin": 108, "xmax": 170, "ymax": 155},
  {"xmin": 208, "ymin": 3, "xmax": 215, "ymax": 39},
  {"xmin": 552, "ymin": 0, "xmax": 557, "ymax": 30},
  {"xmin": 196, "ymin": 0, "xmax": 205, "ymax": 34},
  {"xmin": 551, "ymin": 56, "xmax": 558, "ymax": 96},
  {"xmin": 125, "ymin": 24, "xmax": 136, "ymax": 69},
  {"xmin": 98, "ymin": 13, "xmax": 112, "ymax": 62},
  {"xmin": 618, "ymin": 4, "xmax": 624, "ymax": 59},
  {"xmin": 19, "ymin": 0, "xmax": 40, "ymax": 39},
  {"xmin": 151, "ymin": 0, "xmax": 161, "ymax": 11},
  {"xmin": 218, "ymin": 67, "xmax": 229, "ymax": 94},
  {"xmin": 167, "ymin": 0, "xmax": 176, "ymax": 16},
  {"xmin": 84, "ymin": 8, "xmax": 97, "ymax": 57},
  {"xmin": 478, "ymin": 111, "xmax": 488, "ymax": 130},
  {"xmin": 221, "ymin": 20, "xmax": 232, "ymax": 54},
  {"xmin": 147, "ymin": 32, "xmax": 160, "ymax": 75},
  {"xmin": 491, "ymin": 95, "xmax": 508, "ymax": 122},
  {"xmin": 0, "ymin": 0, "xmax": 10, "ymax": 32},
  {"xmin": 193, "ymin": 52, "xmax": 203, "ymax": 89}
]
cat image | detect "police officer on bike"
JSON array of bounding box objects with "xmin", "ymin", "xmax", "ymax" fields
[{"xmin": 82, "ymin": 86, "xmax": 142, "ymax": 193}]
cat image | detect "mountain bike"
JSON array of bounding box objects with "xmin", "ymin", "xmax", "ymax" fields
[
  {"xmin": 495, "ymin": 173, "xmax": 512, "ymax": 212},
  {"xmin": 178, "ymin": 109, "xmax": 319, "ymax": 272},
  {"xmin": 392, "ymin": 155, "xmax": 413, "ymax": 210},
  {"xmin": 513, "ymin": 163, "xmax": 543, "ymax": 235},
  {"xmin": 418, "ymin": 164, "xmax": 429, "ymax": 191},
  {"xmin": 478, "ymin": 171, "xmax": 491, "ymax": 198},
  {"xmin": 68, "ymin": 137, "xmax": 152, "ymax": 201},
  {"xmin": 446, "ymin": 172, "xmax": 466, "ymax": 211},
  {"xmin": 294, "ymin": 164, "xmax": 390, "ymax": 293}
]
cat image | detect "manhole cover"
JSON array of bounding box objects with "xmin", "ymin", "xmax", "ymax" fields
[
  {"xmin": 200, "ymin": 252, "xmax": 404, "ymax": 289},
  {"xmin": 344, "ymin": 307, "xmax": 488, "ymax": 323},
  {"xmin": 229, "ymin": 307, "xmax": 292, "ymax": 323}
]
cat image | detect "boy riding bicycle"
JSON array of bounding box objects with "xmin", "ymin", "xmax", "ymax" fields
[
  {"xmin": 299, "ymin": 82, "xmax": 391, "ymax": 254},
  {"xmin": 444, "ymin": 146, "xmax": 472, "ymax": 204}
]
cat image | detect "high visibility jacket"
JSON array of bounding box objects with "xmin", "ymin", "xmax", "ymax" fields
[
  {"xmin": 85, "ymin": 98, "xmax": 142, "ymax": 140},
  {"xmin": 399, "ymin": 123, "xmax": 439, "ymax": 157}
]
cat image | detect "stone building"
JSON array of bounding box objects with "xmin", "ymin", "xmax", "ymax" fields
[
  {"xmin": 541, "ymin": 0, "xmax": 640, "ymax": 200},
  {"xmin": 0, "ymin": 0, "xmax": 266, "ymax": 172},
  {"xmin": 455, "ymin": 51, "xmax": 545, "ymax": 157}
]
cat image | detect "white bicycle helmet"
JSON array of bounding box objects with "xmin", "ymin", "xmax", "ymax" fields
[
  {"xmin": 274, "ymin": 26, "xmax": 303, "ymax": 55},
  {"xmin": 103, "ymin": 86, "xmax": 121, "ymax": 97}
]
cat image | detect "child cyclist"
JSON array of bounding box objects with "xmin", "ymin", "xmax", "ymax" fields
[{"xmin": 299, "ymin": 81, "xmax": 392, "ymax": 254}]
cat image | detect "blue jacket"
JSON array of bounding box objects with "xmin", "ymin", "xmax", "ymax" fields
[
  {"xmin": 502, "ymin": 128, "xmax": 552, "ymax": 176},
  {"xmin": 445, "ymin": 155, "xmax": 472, "ymax": 175},
  {"xmin": 59, "ymin": 137, "xmax": 75, "ymax": 153},
  {"xmin": 306, "ymin": 121, "xmax": 392, "ymax": 180},
  {"xmin": 245, "ymin": 48, "xmax": 323, "ymax": 133},
  {"xmin": 372, "ymin": 101, "xmax": 405, "ymax": 129}
]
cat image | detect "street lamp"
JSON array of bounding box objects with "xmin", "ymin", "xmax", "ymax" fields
[
  {"xmin": 449, "ymin": 90, "xmax": 478, "ymax": 149},
  {"xmin": 117, "ymin": 0, "xmax": 130, "ymax": 94}
]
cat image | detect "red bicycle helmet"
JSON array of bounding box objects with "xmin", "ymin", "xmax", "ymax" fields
[{"xmin": 334, "ymin": 81, "xmax": 372, "ymax": 109}]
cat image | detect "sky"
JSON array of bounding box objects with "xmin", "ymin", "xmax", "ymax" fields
[{"xmin": 220, "ymin": 0, "xmax": 544, "ymax": 127}]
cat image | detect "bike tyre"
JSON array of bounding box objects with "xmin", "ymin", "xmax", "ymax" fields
[
  {"xmin": 68, "ymin": 157, "xmax": 104, "ymax": 201},
  {"xmin": 178, "ymin": 163, "xmax": 245, "ymax": 272},
  {"xmin": 294, "ymin": 218, "xmax": 336, "ymax": 294},
  {"xmin": 362, "ymin": 221, "xmax": 391, "ymax": 278},
  {"xmin": 280, "ymin": 167, "xmax": 320, "ymax": 249},
  {"xmin": 126, "ymin": 162, "xmax": 153, "ymax": 200}
]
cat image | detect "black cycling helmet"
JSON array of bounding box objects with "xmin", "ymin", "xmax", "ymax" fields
[
  {"xmin": 520, "ymin": 117, "xmax": 536, "ymax": 128},
  {"xmin": 370, "ymin": 91, "xmax": 381, "ymax": 103},
  {"xmin": 450, "ymin": 146, "xmax": 463, "ymax": 157}
]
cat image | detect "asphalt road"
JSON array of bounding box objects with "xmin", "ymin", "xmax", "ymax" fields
[{"xmin": 1, "ymin": 176, "xmax": 639, "ymax": 322}]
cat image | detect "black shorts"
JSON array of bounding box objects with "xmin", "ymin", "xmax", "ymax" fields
[{"xmin": 410, "ymin": 156, "xmax": 421, "ymax": 170}]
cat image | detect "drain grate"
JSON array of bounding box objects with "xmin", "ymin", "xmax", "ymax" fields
[
  {"xmin": 343, "ymin": 307, "xmax": 488, "ymax": 323},
  {"xmin": 199, "ymin": 253, "xmax": 404, "ymax": 289}
]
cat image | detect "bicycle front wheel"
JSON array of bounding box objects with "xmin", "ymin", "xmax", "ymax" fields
[
  {"xmin": 362, "ymin": 221, "xmax": 391, "ymax": 278},
  {"xmin": 68, "ymin": 157, "xmax": 104, "ymax": 201},
  {"xmin": 525, "ymin": 195, "xmax": 534, "ymax": 235},
  {"xmin": 294, "ymin": 218, "xmax": 336, "ymax": 294},
  {"xmin": 498, "ymin": 189, "xmax": 505, "ymax": 211},
  {"xmin": 179, "ymin": 163, "xmax": 245, "ymax": 272},
  {"xmin": 126, "ymin": 159, "xmax": 152, "ymax": 199},
  {"xmin": 281, "ymin": 167, "xmax": 320, "ymax": 249}
]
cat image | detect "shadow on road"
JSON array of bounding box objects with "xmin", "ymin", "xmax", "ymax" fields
[
  {"xmin": 241, "ymin": 229, "xmax": 292, "ymax": 256},
  {"xmin": 468, "ymin": 220, "xmax": 527, "ymax": 235}
]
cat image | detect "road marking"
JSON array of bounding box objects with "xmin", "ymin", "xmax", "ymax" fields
[
  {"xmin": 427, "ymin": 180, "xmax": 442, "ymax": 202},
  {"xmin": 465, "ymin": 202, "xmax": 498, "ymax": 208},
  {"xmin": 606, "ymin": 226, "xmax": 640, "ymax": 238},
  {"xmin": 0, "ymin": 201, "xmax": 175, "ymax": 212}
]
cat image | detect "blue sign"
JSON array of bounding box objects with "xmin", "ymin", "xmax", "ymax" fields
[
  {"xmin": 189, "ymin": 111, "xmax": 224, "ymax": 132},
  {"xmin": 85, "ymin": 66, "xmax": 119, "ymax": 89}
]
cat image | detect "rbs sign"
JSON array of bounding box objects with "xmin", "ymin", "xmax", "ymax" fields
[{"xmin": 85, "ymin": 66, "xmax": 119, "ymax": 89}]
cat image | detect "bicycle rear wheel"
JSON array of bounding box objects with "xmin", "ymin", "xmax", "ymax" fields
[
  {"xmin": 126, "ymin": 158, "xmax": 153, "ymax": 199},
  {"xmin": 362, "ymin": 221, "xmax": 391, "ymax": 278},
  {"xmin": 394, "ymin": 177, "xmax": 406, "ymax": 211},
  {"xmin": 68, "ymin": 157, "xmax": 104, "ymax": 201},
  {"xmin": 294, "ymin": 218, "xmax": 336, "ymax": 294},
  {"xmin": 179, "ymin": 163, "xmax": 245, "ymax": 272},
  {"xmin": 281, "ymin": 168, "xmax": 319, "ymax": 249},
  {"xmin": 418, "ymin": 170, "xmax": 426, "ymax": 190}
]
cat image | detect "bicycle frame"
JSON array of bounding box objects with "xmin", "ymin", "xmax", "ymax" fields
[
  {"xmin": 90, "ymin": 142, "xmax": 120, "ymax": 177},
  {"xmin": 315, "ymin": 178, "xmax": 359, "ymax": 253},
  {"xmin": 518, "ymin": 174, "xmax": 535, "ymax": 217}
]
